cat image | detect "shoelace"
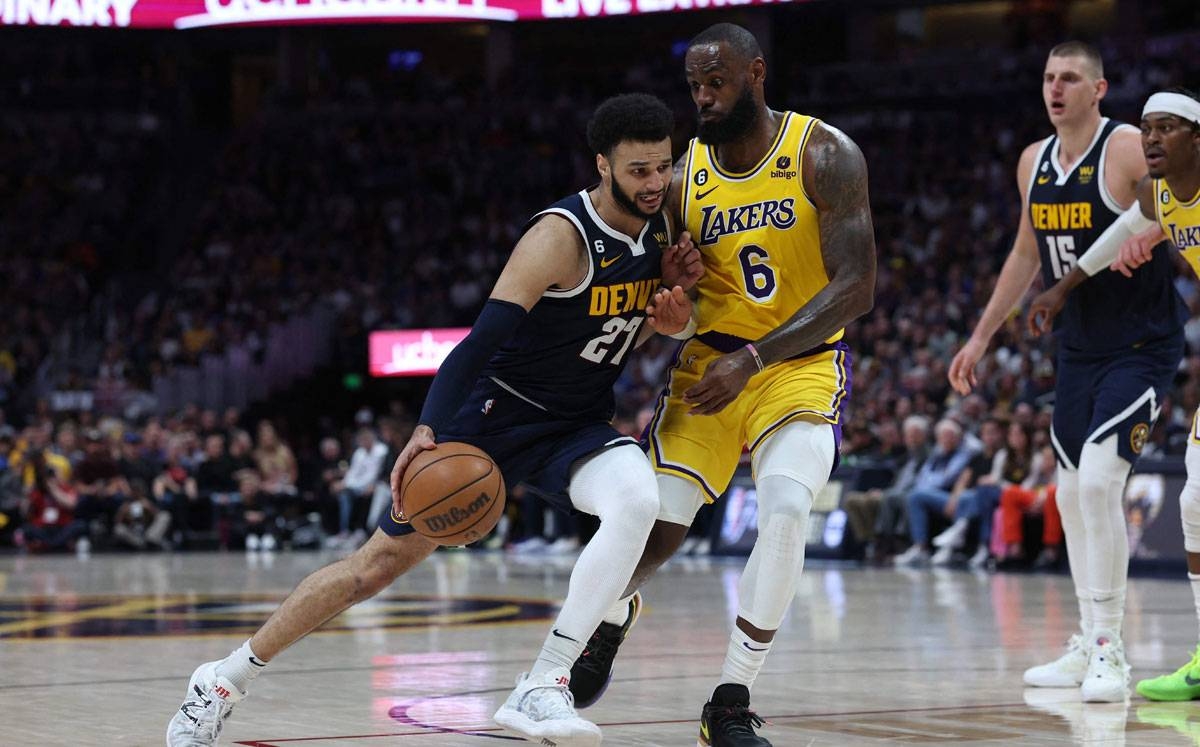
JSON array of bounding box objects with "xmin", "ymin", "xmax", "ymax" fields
[
  {"xmin": 525, "ymin": 681, "xmax": 578, "ymax": 720},
  {"xmin": 707, "ymin": 704, "xmax": 765, "ymax": 735},
  {"xmin": 576, "ymin": 625, "xmax": 622, "ymax": 675}
]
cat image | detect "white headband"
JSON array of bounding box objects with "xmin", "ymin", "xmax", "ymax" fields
[{"xmin": 1143, "ymin": 92, "xmax": 1200, "ymax": 126}]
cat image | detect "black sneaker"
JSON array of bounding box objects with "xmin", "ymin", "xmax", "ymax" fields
[
  {"xmin": 568, "ymin": 591, "xmax": 642, "ymax": 708},
  {"xmin": 699, "ymin": 684, "xmax": 771, "ymax": 746}
]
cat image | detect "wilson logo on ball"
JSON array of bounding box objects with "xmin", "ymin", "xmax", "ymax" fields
[{"xmin": 422, "ymin": 492, "xmax": 491, "ymax": 533}]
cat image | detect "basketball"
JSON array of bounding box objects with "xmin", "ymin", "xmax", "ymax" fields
[{"xmin": 400, "ymin": 442, "xmax": 506, "ymax": 546}]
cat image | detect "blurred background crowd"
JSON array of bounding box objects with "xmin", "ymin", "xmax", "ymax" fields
[{"xmin": 1, "ymin": 0, "xmax": 1198, "ymax": 568}]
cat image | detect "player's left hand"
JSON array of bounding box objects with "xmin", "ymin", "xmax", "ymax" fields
[
  {"xmin": 1027, "ymin": 286, "xmax": 1066, "ymax": 337},
  {"xmin": 646, "ymin": 286, "xmax": 692, "ymax": 336},
  {"xmin": 661, "ymin": 231, "xmax": 703, "ymax": 291},
  {"xmin": 684, "ymin": 348, "xmax": 756, "ymax": 415}
]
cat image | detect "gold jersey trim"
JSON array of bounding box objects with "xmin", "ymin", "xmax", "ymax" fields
[{"xmin": 707, "ymin": 112, "xmax": 795, "ymax": 181}]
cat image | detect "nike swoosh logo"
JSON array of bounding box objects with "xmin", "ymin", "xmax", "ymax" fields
[
  {"xmin": 742, "ymin": 642, "xmax": 769, "ymax": 652},
  {"xmin": 1164, "ymin": 207, "xmax": 1177, "ymax": 217},
  {"xmin": 249, "ymin": 656, "xmax": 266, "ymax": 667},
  {"xmin": 700, "ymin": 722, "xmax": 710, "ymax": 741},
  {"xmin": 1037, "ymin": 175, "xmax": 1051, "ymax": 185},
  {"xmin": 1186, "ymin": 674, "xmax": 1200, "ymax": 686},
  {"xmin": 694, "ymin": 186, "xmax": 719, "ymax": 200},
  {"xmin": 599, "ymin": 254, "xmax": 621, "ymax": 268},
  {"xmin": 552, "ymin": 628, "xmax": 579, "ymax": 642}
]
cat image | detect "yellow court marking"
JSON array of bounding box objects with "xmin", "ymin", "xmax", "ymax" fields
[{"xmin": 0, "ymin": 597, "xmax": 170, "ymax": 636}]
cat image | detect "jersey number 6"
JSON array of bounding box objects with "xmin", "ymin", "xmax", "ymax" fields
[{"xmin": 739, "ymin": 244, "xmax": 777, "ymax": 302}]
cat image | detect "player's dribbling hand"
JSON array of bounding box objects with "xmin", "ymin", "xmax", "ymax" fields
[
  {"xmin": 661, "ymin": 231, "xmax": 703, "ymax": 292},
  {"xmin": 389, "ymin": 424, "xmax": 437, "ymax": 518},
  {"xmin": 646, "ymin": 287, "xmax": 692, "ymax": 336},
  {"xmin": 947, "ymin": 338, "xmax": 985, "ymax": 396},
  {"xmin": 684, "ymin": 349, "xmax": 755, "ymax": 415},
  {"xmin": 1111, "ymin": 225, "xmax": 1166, "ymax": 278},
  {"xmin": 1027, "ymin": 286, "xmax": 1066, "ymax": 337}
]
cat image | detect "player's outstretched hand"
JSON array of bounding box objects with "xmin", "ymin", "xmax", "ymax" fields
[
  {"xmin": 1111, "ymin": 225, "xmax": 1166, "ymax": 278},
  {"xmin": 1027, "ymin": 286, "xmax": 1066, "ymax": 337},
  {"xmin": 661, "ymin": 231, "xmax": 703, "ymax": 291},
  {"xmin": 646, "ymin": 286, "xmax": 692, "ymax": 336},
  {"xmin": 390, "ymin": 424, "xmax": 437, "ymax": 519},
  {"xmin": 684, "ymin": 348, "xmax": 756, "ymax": 415},
  {"xmin": 947, "ymin": 338, "xmax": 985, "ymax": 396}
]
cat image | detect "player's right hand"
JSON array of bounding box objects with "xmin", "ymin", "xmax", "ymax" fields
[
  {"xmin": 389, "ymin": 424, "xmax": 437, "ymax": 519},
  {"xmin": 646, "ymin": 286, "xmax": 691, "ymax": 336},
  {"xmin": 661, "ymin": 231, "xmax": 703, "ymax": 291},
  {"xmin": 947, "ymin": 338, "xmax": 986, "ymax": 396},
  {"xmin": 1111, "ymin": 225, "xmax": 1166, "ymax": 278}
]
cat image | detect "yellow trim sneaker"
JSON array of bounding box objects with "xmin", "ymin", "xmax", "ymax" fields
[
  {"xmin": 698, "ymin": 684, "xmax": 771, "ymax": 746},
  {"xmin": 569, "ymin": 591, "xmax": 642, "ymax": 708},
  {"xmin": 1137, "ymin": 646, "xmax": 1200, "ymax": 702}
]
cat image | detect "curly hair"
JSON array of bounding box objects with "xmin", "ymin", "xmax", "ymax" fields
[{"xmin": 586, "ymin": 93, "xmax": 674, "ymax": 158}]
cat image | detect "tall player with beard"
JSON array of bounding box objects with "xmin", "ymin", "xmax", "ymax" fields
[
  {"xmin": 1030, "ymin": 89, "xmax": 1200, "ymax": 702},
  {"xmin": 951, "ymin": 43, "xmax": 1185, "ymax": 703},
  {"xmin": 167, "ymin": 94, "xmax": 703, "ymax": 747},
  {"xmin": 567, "ymin": 24, "xmax": 876, "ymax": 747}
]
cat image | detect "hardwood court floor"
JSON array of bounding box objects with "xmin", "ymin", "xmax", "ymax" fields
[{"xmin": 2, "ymin": 548, "xmax": 1199, "ymax": 746}]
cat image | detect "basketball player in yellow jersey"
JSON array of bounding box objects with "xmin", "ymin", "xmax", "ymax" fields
[
  {"xmin": 1034, "ymin": 89, "xmax": 1200, "ymax": 702},
  {"xmin": 566, "ymin": 23, "xmax": 876, "ymax": 747}
]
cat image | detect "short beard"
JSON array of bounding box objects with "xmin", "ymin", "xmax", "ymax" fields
[
  {"xmin": 697, "ymin": 86, "xmax": 758, "ymax": 145},
  {"xmin": 611, "ymin": 177, "xmax": 660, "ymax": 218}
]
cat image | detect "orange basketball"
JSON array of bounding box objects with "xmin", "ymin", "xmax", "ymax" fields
[{"xmin": 400, "ymin": 442, "xmax": 506, "ymax": 546}]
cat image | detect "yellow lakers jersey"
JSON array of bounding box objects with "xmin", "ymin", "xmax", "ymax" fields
[
  {"xmin": 1155, "ymin": 179, "xmax": 1200, "ymax": 275},
  {"xmin": 682, "ymin": 111, "xmax": 840, "ymax": 344}
]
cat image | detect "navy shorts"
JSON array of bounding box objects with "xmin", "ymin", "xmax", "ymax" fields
[
  {"xmin": 380, "ymin": 378, "xmax": 637, "ymax": 537},
  {"xmin": 1051, "ymin": 331, "xmax": 1183, "ymax": 468}
]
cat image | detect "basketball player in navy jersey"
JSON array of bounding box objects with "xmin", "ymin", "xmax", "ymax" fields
[
  {"xmin": 168, "ymin": 93, "xmax": 702, "ymax": 747},
  {"xmin": 948, "ymin": 42, "xmax": 1185, "ymax": 702}
]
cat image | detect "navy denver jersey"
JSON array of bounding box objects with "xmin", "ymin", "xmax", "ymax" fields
[
  {"xmin": 1028, "ymin": 118, "xmax": 1185, "ymax": 352},
  {"xmin": 482, "ymin": 189, "xmax": 669, "ymax": 419}
]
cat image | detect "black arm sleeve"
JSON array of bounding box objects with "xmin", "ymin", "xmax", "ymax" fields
[{"xmin": 417, "ymin": 299, "xmax": 527, "ymax": 433}]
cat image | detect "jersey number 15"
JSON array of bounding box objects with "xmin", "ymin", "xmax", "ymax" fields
[{"xmin": 1045, "ymin": 235, "xmax": 1078, "ymax": 280}]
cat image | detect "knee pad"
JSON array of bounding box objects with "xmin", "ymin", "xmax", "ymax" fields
[
  {"xmin": 752, "ymin": 420, "xmax": 836, "ymax": 496},
  {"xmin": 570, "ymin": 444, "xmax": 659, "ymax": 528},
  {"xmin": 1182, "ymin": 444, "xmax": 1200, "ymax": 553},
  {"xmin": 737, "ymin": 474, "xmax": 813, "ymax": 631},
  {"xmin": 656, "ymin": 472, "xmax": 705, "ymax": 527}
]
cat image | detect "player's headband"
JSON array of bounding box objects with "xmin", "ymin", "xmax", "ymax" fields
[{"xmin": 1143, "ymin": 92, "xmax": 1200, "ymax": 127}]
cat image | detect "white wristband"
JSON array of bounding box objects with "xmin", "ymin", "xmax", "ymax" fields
[
  {"xmin": 668, "ymin": 315, "xmax": 698, "ymax": 340},
  {"xmin": 1076, "ymin": 203, "xmax": 1156, "ymax": 276}
]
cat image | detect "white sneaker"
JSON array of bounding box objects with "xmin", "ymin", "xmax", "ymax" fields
[
  {"xmin": 930, "ymin": 545, "xmax": 955, "ymax": 566},
  {"xmin": 1080, "ymin": 633, "xmax": 1131, "ymax": 702},
  {"xmin": 167, "ymin": 661, "xmax": 246, "ymax": 746},
  {"xmin": 245, "ymin": 534, "xmax": 261, "ymax": 552},
  {"xmin": 260, "ymin": 534, "xmax": 277, "ymax": 552},
  {"xmin": 893, "ymin": 545, "xmax": 930, "ymax": 567},
  {"xmin": 932, "ymin": 518, "xmax": 968, "ymax": 548},
  {"xmin": 493, "ymin": 666, "xmax": 601, "ymax": 747},
  {"xmin": 968, "ymin": 546, "xmax": 990, "ymax": 569},
  {"xmin": 509, "ymin": 537, "xmax": 548, "ymax": 555},
  {"xmin": 546, "ymin": 537, "xmax": 581, "ymax": 555},
  {"xmin": 1024, "ymin": 634, "xmax": 1090, "ymax": 687}
]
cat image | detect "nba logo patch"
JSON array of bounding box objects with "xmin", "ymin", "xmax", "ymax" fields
[{"xmin": 481, "ymin": 398, "xmax": 495, "ymax": 415}]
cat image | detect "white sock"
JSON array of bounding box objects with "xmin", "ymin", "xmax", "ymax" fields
[
  {"xmin": 719, "ymin": 626, "xmax": 771, "ymax": 689},
  {"xmin": 215, "ymin": 639, "xmax": 266, "ymax": 691},
  {"xmin": 1092, "ymin": 591, "xmax": 1126, "ymax": 638},
  {"xmin": 1190, "ymin": 573, "xmax": 1200, "ymax": 643},
  {"xmin": 1076, "ymin": 593, "xmax": 1093, "ymax": 641},
  {"xmin": 602, "ymin": 594, "xmax": 635, "ymax": 626},
  {"xmin": 532, "ymin": 628, "xmax": 584, "ymax": 677}
]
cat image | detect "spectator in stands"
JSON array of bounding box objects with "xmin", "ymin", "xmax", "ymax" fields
[
  {"xmin": 922, "ymin": 416, "xmax": 1007, "ymax": 566},
  {"xmin": 153, "ymin": 437, "xmax": 200, "ymax": 541},
  {"xmin": 893, "ymin": 418, "xmax": 977, "ymax": 566},
  {"xmin": 844, "ymin": 414, "xmax": 931, "ymax": 563},
  {"xmin": 933, "ymin": 420, "xmax": 1034, "ymax": 568},
  {"xmin": 74, "ymin": 429, "xmax": 132, "ymax": 539},
  {"xmin": 14, "ymin": 451, "xmax": 85, "ymax": 553},
  {"xmin": 113, "ymin": 480, "xmax": 171, "ymax": 551},
  {"xmin": 329, "ymin": 427, "xmax": 387, "ymax": 548},
  {"xmin": 997, "ymin": 443, "xmax": 1063, "ymax": 569},
  {"xmin": 254, "ymin": 421, "xmax": 297, "ymax": 498}
]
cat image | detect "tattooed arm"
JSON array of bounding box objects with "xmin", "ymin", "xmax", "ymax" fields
[
  {"xmin": 755, "ymin": 122, "xmax": 876, "ymax": 362},
  {"xmin": 682, "ymin": 122, "xmax": 876, "ymax": 414}
]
